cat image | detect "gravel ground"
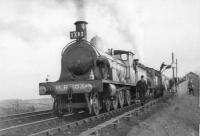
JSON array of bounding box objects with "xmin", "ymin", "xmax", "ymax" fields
[
  {"xmin": 97, "ymin": 94, "xmax": 199, "ymax": 136},
  {"xmin": 127, "ymin": 94, "xmax": 199, "ymax": 136}
]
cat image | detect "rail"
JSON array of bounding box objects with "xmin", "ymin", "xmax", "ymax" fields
[
  {"xmin": 0, "ymin": 110, "xmax": 53, "ymax": 129},
  {"xmin": 0, "ymin": 113, "xmax": 73, "ymax": 135},
  {"xmin": 79, "ymin": 94, "xmax": 172, "ymax": 136},
  {"xmin": 28, "ymin": 95, "xmax": 173, "ymax": 136},
  {"xmin": 0, "ymin": 109, "xmax": 52, "ymax": 121}
]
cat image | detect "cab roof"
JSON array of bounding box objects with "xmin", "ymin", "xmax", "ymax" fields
[{"xmin": 113, "ymin": 50, "xmax": 134, "ymax": 55}]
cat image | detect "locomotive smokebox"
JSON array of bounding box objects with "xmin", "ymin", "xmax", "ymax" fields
[{"xmin": 74, "ymin": 21, "xmax": 88, "ymax": 40}]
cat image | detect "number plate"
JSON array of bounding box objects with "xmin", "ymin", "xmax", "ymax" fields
[
  {"xmin": 70, "ymin": 31, "xmax": 85, "ymax": 39},
  {"xmin": 55, "ymin": 83, "xmax": 93, "ymax": 93}
]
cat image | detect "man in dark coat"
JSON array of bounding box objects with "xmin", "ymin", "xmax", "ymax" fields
[
  {"xmin": 136, "ymin": 75, "xmax": 148, "ymax": 105},
  {"xmin": 188, "ymin": 80, "xmax": 194, "ymax": 96}
]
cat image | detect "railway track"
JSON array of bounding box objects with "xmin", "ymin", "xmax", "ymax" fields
[
  {"xmin": 0, "ymin": 110, "xmax": 52, "ymax": 122},
  {"xmin": 0, "ymin": 110, "xmax": 54, "ymax": 129},
  {"xmin": 30, "ymin": 95, "xmax": 172, "ymax": 136},
  {"xmin": 55, "ymin": 98, "xmax": 157, "ymax": 136},
  {"xmin": 0, "ymin": 112, "xmax": 91, "ymax": 136},
  {"xmin": 0, "ymin": 93, "xmax": 173, "ymax": 136},
  {"xmin": 27, "ymin": 103, "xmax": 140, "ymax": 136},
  {"xmin": 80, "ymin": 94, "xmax": 172, "ymax": 136}
]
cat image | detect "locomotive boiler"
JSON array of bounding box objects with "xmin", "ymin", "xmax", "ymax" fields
[{"xmin": 39, "ymin": 21, "xmax": 165, "ymax": 116}]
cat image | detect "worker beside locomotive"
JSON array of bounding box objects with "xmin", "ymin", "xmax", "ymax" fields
[
  {"xmin": 136, "ymin": 75, "xmax": 148, "ymax": 105},
  {"xmin": 39, "ymin": 21, "xmax": 167, "ymax": 116}
]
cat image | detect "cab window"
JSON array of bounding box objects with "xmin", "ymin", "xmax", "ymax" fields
[{"xmin": 121, "ymin": 54, "xmax": 128, "ymax": 60}]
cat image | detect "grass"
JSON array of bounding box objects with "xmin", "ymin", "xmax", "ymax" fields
[{"xmin": 0, "ymin": 98, "xmax": 53, "ymax": 116}]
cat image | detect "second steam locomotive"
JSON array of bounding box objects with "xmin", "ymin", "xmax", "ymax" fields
[{"xmin": 39, "ymin": 21, "xmax": 166, "ymax": 116}]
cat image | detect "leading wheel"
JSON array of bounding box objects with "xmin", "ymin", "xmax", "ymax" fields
[
  {"xmin": 112, "ymin": 95, "xmax": 118, "ymax": 110},
  {"xmin": 105, "ymin": 98, "xmax": 111, "ymax": 112},
  {"xmin": 125, "ymin": 90, "xmax": 131, "ymax": 105},
  {"xmin": 118, "ymin": 90, "xmax": 124, "ymax": 108},
  {"xmin": 67, "ymin": 101, "xmax": 73, "ymax": 113},
  {"xmin": 53, "ymin": 97, "xmax": 64, "ymax": 117},
  {"xmin": 91, "ymin": 92, "xmax": 100, "ymax": 115}
]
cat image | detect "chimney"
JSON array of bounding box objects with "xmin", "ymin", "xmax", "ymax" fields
[{"xmin": 74, "ymin": 21, "xmax": 88, "ymax": 40}]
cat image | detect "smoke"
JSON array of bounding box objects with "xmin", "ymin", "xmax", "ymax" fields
[
  {"xmin": 97, "ymin": 1, "xmax": 140, "ymax": 55},
  {"xmin": 58, "ymin": 0, "xmax": 144, "ymax": 58},
  {"xmin": 57, "ymin": 0, "xmax": 86, "ymax": 20},
  {"xmin": 73, "ymin": 0, "xmax": 86, "ymax": 20},
  {"xmin": 1, "ymin": 0, "xmax": 199, "ymax": 99},
  {"xmin": 0, "ymin": 0, "xmax": 78, "ymax": 99},
  {"xmin": 71, "ymin": 0, "xmax": 144, "ymax": 58},
  {"xmin": 0, "ymin": 0, "xmax": 144, "ymax": 99}
]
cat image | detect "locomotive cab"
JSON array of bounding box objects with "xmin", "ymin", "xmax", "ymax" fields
[{"xmin": 113, "ymin": 50, "xmax": 136, "ymax": 84}]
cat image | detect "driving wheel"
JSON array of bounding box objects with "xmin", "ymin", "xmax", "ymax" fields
[
  {"xmin": 112, "ymin": 95, "xmax": 118, "ymax": 110},
  {"xmin": 91, "ymin": 92, "xmax": 100, "ymax": 115},
  {"xmin": 105, "ymin": 98, "xmax": 111, "ymax": 112},
  {"xmin": 125, "ymin": 90, "xmax": 131, "ymax": 105},
  {"xmin": 118, "ymin": 90, "xmax": 124, "ymax": 108}
]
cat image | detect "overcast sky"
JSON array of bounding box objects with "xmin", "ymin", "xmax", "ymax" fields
[{"xmin": 0, "ymin": 0, "xmax": 199, "ymax": 100}]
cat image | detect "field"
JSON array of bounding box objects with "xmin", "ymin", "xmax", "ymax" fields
[{"xmin": 0, "ymin": 98, "xmax": 53, "ymax": 116}]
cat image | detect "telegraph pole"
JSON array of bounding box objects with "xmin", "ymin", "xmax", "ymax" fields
[
  {"xmin": 176, "ymin": 58, "xmax": 178, "ymax": 81},
  {"xmin": 172, "ymin": 52, "xmax": 175, "ymax": 81},
  {"xmin": 172, "ymin": 52, "xmax": 177, "ymax": 93},
  {"xmin": 176, "ymin": 58, "xmax": 178, "ymax": 92}
]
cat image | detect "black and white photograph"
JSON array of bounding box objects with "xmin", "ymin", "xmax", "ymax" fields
[{"xmin": 0, "ymin": 0, "xmax": 199, "ymax": 136}]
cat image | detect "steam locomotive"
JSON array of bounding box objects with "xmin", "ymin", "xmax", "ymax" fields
[{"xmin": 39, "ymin": 21, "xmax": 165, "ymax": 116}]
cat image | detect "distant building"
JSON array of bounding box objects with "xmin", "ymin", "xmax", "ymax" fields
[{"xmin": 184, "ymin": 72, "xmax": 199, "ymax": 96}]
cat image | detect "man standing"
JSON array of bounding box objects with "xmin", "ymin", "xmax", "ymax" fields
[
  {"xmin": 188, "ymin": 80, "xmax": 194, "ymax": 96},
  {"xmin": 136, "ymin": 75, "xmax": 148, "ymax": 105}
]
